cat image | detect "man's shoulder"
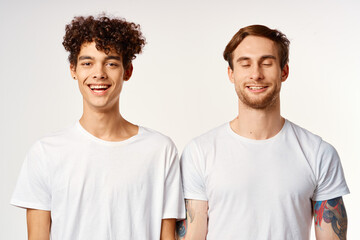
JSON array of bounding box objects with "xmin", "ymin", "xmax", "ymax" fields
[
  {"xmin": 139, "ymin": 126, "xmax": 177, "ymax": 150},
  {"xmin": 286, "ymin": 119, "xmax": 323, "ymax": 144},
  {"xmin": 184, "ymin": 123, "xmax": 229, "ymax": 150},
  {"xmin": 25, "ymin": 123, "xmax": 77, "ymax": 158},
  {"xmin": 285, "ymin": 119, "xmax": 338, "ymax": 157}
]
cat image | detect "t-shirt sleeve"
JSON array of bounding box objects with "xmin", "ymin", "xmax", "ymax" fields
[
  {"xmin": 10, "ymin": 142, "xmax": 51, "ymax": 211},
  {"xmin": 180, "ymin": 140, "xmax": 207, "ymax": 201},
  {"xmin": 162, "ymin": 142, "xmax": 186, "ymax": 220},
  {"xmin": 312, "ymin": 140, "xmax": 350, "ymax": 201}
]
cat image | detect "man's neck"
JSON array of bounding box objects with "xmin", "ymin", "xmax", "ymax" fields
[
  {"xmin": 230, "ymin": 100, "xmax": 284, "ymax": 140},
  {"xmin": 79, "ymin": 102, "xmax": 138, "ymax": 142}
]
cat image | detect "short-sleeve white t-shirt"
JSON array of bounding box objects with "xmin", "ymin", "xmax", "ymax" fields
[
  {"xmin": 180, "ymin": 119, "xmax": 349, "ymax": 240},
  {"xmin": 11, "ymin": 122, "xmax": 185, "ymax": 240}
]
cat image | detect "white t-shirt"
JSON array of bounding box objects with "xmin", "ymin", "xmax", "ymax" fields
[
  {"xmin": 181, "ymin": 119, "xmax": 349, "ymax": 240},
  {"xmin": 11, "ymin": 122, "xmax": 185, "ymax": 240}
]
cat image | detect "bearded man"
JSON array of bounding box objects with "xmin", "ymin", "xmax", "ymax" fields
[{"xmin": 176, "ymin": 25, "xmax": 349, "ymax": 240}]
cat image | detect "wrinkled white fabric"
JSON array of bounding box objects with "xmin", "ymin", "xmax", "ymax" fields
[
  {"xmin": 11, "ymin": 122, "xmax": 185, "ymax": 240},
  {"xmin": 181, "ymin": 119, "xmax": 349, "ymax": 240}
]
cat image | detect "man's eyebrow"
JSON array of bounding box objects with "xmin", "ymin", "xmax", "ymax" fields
[
  {"xmin": 236, "ymin": 57, "xmax": 250, "ymax": 62},
  {"xmin": 105, "ymin": 55, "xmax": 121, "ymax": 61},
  {"xmin": 260, "ymin": 55, "xmax": 276, "ymax": 60},
  {"xmin": 77, "ymin": 55, "xmax": 121, "ymax": 61},
  {"xmin": 236, "ymin": 55, "xmax": 277, "ymax": 62},
  {"xmin": 78, "ymin": 56, "xmax": 93, "ymax": 60}
]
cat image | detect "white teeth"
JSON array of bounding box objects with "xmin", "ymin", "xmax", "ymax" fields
[
  {"xmin": 89, "ymin": 85, "xmax": 109, "ymax": 90},
  {"xmin": 249, "ymin": 86, "xmax": 265, "ymax": 90}
]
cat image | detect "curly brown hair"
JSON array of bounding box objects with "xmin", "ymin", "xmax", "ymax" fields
[{"xmin": 62, "ymin": 14, "xmax": 146, "ymax": 69}]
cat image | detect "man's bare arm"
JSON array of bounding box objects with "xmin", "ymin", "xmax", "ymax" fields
[
  {"xmin": 160, "ymin": 218, "xmax": 176, "ymax": 240},
  {"xmin": 175, "ymin": 199, "xmax": 208, "ymax": 240},
  {"xmin": 313, "ymin": 197, "xmax": 347, "ymax": 240},
  {"xmin": 27, "ymin": 209, "xmax": 51, "ymax": 240}
]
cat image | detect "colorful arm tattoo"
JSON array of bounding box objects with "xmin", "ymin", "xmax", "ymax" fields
[
  {"xmin": 176, "ymin": 218, "xmax": 187, "ymax": 238},
  {"xmin": 176, "ymin": 200, "xmax": 194, "ymax": 239},
  {"xmin": 314, "ymin": 197, "xmax": 347, "ymax": 239}
]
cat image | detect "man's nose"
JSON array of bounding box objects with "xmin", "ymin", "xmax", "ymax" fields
[
  {"xmin": 250, "ymin": 65, "xmax": 264, "ymax": 81},
  {"xmin": 92, "ymin": 65, "xmax": 107, "ymax": 79}
]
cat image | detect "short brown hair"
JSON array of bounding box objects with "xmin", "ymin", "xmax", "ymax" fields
[
  {"xmin": 62, "ymin": 14, "xmax": 146, "ymax": 69},
  {"xmin": 223, "ymin": 25, "xmax": 290, "ymax": 70}
]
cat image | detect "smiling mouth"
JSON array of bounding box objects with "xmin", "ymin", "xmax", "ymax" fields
[
  {"xmin": 88, "ymin": 84, "xmax": 111, "ymax": 93},
  {"xmin": 247, "ymin": 86, "xmax": 268, "ymax": 90},
  {"xmin": 246, "ymin": 86, "xmax": 269, "ymax": 93}
]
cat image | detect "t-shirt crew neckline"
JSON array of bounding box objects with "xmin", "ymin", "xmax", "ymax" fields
[
  {"xmin": 76, "ymin": 121, "xmax": 143, "ymax": 146},
  {"xmin": 226, "ymin": 119, "xmax": 288, "ymax": 144}
]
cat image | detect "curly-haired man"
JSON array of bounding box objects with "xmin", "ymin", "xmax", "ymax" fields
[{"xmin": 11, "ymin": 15, "xmax": 185, "ymax": 240}]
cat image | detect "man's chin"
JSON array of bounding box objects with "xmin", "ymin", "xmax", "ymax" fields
[
  {"xmin": 239, "ymin": 94, "xmax": 279, "ymax": 110},
  {"xmin": 243, "ymin": 101, "xmax": 271, "ymax": 109}
]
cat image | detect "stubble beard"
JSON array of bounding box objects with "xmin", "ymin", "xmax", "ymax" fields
[{"xmin": 236, "ymin": 83, "xmax": 281, "ymax": 110}]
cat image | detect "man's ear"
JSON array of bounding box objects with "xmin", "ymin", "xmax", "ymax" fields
[
  {"xmin": 281, "ymin": 64, "xmax": 289, "ymax": 82},
  {"xmin": 70, "ymin": 64, "xmax": 77, "ymax": 80},
  {"xmin": 123, "ymin": 63, "xmax": 133, "ymax": 81},
  {"xmin": 228, "ymin": 66, "xmax": 235, "ymax": 84}
]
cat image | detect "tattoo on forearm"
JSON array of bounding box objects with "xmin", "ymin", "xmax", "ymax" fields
[
  {"xmin": 314, "ymin": 197, "xmax": 347, "ymax": 239},
  {"xmin": 176, "ymin": 219, "xmax": 187, "ymax": 238},
  {"xmin": 176, "ymin": 200, "xmax": 196, "ymax": 239}
]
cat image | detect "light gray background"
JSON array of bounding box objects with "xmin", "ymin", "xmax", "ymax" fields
[{"xmin": 1, "ymin": 0, "xmax": 359, "ymax": 239}]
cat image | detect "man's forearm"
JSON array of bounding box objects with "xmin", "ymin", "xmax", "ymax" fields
[
  {"xmin": 176, "ymin": 199, "xmax": 208, "ymax": 240},
  {"xmin": 161, "ymin": 218, "xmax": 176, "ymax": 240},
  {"xmin": 27, "ymin": 209, "xmax": 51, "ymax": 240},
  {"xmin": 314, "ymin": 197, "xmax": 347, "ymax": 240}
]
